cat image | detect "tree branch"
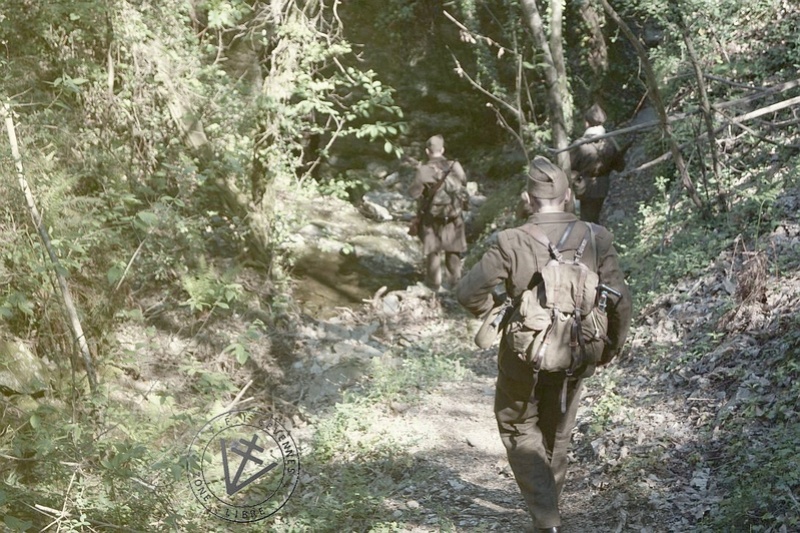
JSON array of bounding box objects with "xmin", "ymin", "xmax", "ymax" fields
[
  {"xmin": 449, "ymin": 53, "xmax": 523, "ymax": 121},
  {"xmin": 618, "ymin": 94, "xmax": 800, "ymax": 177},
  {"xmin": 1, "ymin": 101, "xmax": 99, "ymax": 394},
  {"xmin": 600, "ymin": 0, "xmax": 703, "ymax": 209},
  {"xmin": 552, "ymin": 77, "xmax": 800, "ymax": 153}
]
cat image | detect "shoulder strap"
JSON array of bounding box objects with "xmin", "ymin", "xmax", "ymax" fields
[
  {"xmin": 433, "ymin": 160, "xmax": 455, "ymax": 187},
  {"xmin": 588, "ymin": 223, "xmax": 597, "ymax": 271},
  {"xmin": 520, "ymin": 221, "xmax": 576, "ymax": 261},
  {"xmin": 419, "ymin": 161, "xmax": 456, "ymax": 214},
  {"xmin": 573, "ymin": 227, "xmax": 591, "ymax": 264},
  {"xmin": 555, "ymin": 222, "xmax": 575, "ymax": 250}
]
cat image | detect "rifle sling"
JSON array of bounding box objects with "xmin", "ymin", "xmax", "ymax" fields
[{"xmin": 418, "ymin": 161, "xmax": 456, "ymax": 218}]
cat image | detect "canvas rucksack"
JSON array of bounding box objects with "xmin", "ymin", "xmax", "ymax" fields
[
  {"xmin": 426, "ymin": 160, "xmax": 468, "ymax": 220},
  {"xmin": 571, "ymin": 137, "xmax": 621, "ymax": 197},
  {"xmin": 504, "ymin": 221, "xmax": 610, "ymax": 378}
]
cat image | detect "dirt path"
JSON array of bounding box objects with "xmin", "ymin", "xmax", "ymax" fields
[
  {"xmin": 277, "ymin": 137, "xmax": 671, "ymax": 531},
  {"xmin": 278, "ymin": 117, "xmax": 800, "ymax": 531},
  {"xmin": 359, "ymin": 125, "xmax": 666, "ymax": 532}
]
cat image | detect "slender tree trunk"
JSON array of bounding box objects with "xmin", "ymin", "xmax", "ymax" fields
[
  {"xmin": 1, "ymin": 102, "xmax": 99, "ymax": 394},
  {"xmin": 152, "ymin": 44, "xmax": 273, "ymax": 268},
  {"xmin": 520, "ymin": 0, "xmax": 571, "ymax": 173},
  {"xmin": 600, "ymin": 0, "xmax": 704, "ymax": 210},
  {"xmin": 579, "ymin": 1, "xmax": 609, "ymax": 81},
  {"xmin": 549, "ymin": 0, "xmax": 571, "ymax": 135},
  {"xmin": 675, "ymin": 8, "xmax": 726, "ymax": 210}
]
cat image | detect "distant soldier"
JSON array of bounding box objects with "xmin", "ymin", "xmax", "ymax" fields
[
  {"xmin": 408, "ymin": 135, "xmax": 469, "ymax": 292},
  {"xmin": 569, "ymin": 104, "xmax": 625, "ymax": 223}
]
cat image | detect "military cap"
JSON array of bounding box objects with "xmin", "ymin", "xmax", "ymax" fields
[
  {"xmin": 584, "ymin": 104, "xmax": 607, "ymax": 126},
  {"xmin": 527, "ymin": 155, "xmax": 568, "ymax": 199},
  {"xmin": 426, "ymin": 135, "xmax": 445, "ymax": 152}
]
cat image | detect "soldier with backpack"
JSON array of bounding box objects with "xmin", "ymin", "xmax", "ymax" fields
[
  {"xmin": 456, "ymin": 156, "xmax": 632, "ymax": 532},
  {"xmin": 408, "ymin": 135, "xmax": 469, "ymax": 292},
  {"xmin": 569, "ymin": 104, "xmax": 626, "ymax": 223}
]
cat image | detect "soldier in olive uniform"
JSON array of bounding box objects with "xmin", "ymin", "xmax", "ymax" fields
[
  {"xmin": 569, "ymin": 104, "xmax": 624, "ymax": 224},
  {"xmin": 408, "ymin": 135, "xmax": 468, "ymax": 292},
  {"xmin": 456, "ymin": 156, "xmax": 632, "ymax": 532}
]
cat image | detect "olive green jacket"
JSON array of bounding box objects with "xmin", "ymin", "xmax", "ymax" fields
[
  {"xmin": 569, "ymin": 126, "xmax": 620, "ymax": 199},
  {"xmin": 408, "ymin": 155, "xmax": 468, "ymax": 254},
  {"xmin": 456, "ymin": 212, "xmax": 632, "ymax": 363}
]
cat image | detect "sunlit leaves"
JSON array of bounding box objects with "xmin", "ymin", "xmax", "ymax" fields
[{"xmin": 205, "ymin": 0, "xmax": 252, "ymax": 30}]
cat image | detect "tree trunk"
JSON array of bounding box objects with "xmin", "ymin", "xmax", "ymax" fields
[
  {"xmin": 579, "ymin": 1, "xmax": 609, "ymax": 81},
  {"xmin": 1, "ymin": 102, "xmax": 99, "ymax": 394},
  {"xmin": 675, "ymin": 7, "xmax": 726, "ymax": 210},
  {"xmin": 600, "ymin": 0, "xmax": 704, "ymax": 210},
  {"xmin": 520, "ymin": 0, "xmax": 571, "ymax": 173}
]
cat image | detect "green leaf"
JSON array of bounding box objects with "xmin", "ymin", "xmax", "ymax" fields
[
  {"xmin": 4, "ymin": 516, "xmax": 33, "ymax": 532},
  {"xmin": 136, "ymin": 211, "xmax": 159, "ymax": 226},
  {"xmin": 72, "ymin": 424, "xmax": 82, "ymax": 443},
  {"xmin": 235, "ymin": 344, "xmax": 249, "ymax": 365},
  {"xmin": 17, "ymin": 300, "xmax": 34, "ymax": 317},
  {"xmin": 29, "ymin": 413, "xmax": 40, "ymax": 429},
  {"xmin": 107, "ymin": 264, "xmax": 125, "ymax": 285},
  {"xmin": 54, "ymin": 264, "xmax": 69, "ymax": 279},
  {"xmin": 384, "ymin": 141, "xmax": 393, "ymax": 154}
]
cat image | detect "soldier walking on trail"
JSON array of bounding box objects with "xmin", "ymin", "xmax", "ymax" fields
[
  {"xmin": 456, "ymin": 156, "xmax": 632, "ymax": 532},
  {"xmin": 408, "ymin": 135, "xmax": 469, "ymax": 292},
  {"xmin": 569, "ymin": 104, "xmax": 625, "ymax": 224}
]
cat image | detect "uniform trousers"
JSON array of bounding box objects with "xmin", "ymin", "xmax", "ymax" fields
[
  {"xmin": 494, "ymin": 348, "xmax": 583, "ymax": 529},
  {"xmin": 578, "ymin": 196, "xmax": 605, "ymax": 224},
  {"xmin": 426, "ymin": 250, "xmax": 462, "ymax": 290}
]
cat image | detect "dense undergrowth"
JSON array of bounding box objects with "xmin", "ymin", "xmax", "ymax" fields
[
  {"xmin": 606, "ymin": 161, "xmax": 800, "ymax": 531},
  {"xmin": 2, "ymin": 0, "xmax": 800, "ymax": 531}
]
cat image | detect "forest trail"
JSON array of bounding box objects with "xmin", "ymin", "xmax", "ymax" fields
[
  {"xmin": 276, "ymin": 128, "xmax": 699, "ymax": 531},
  {"xmin": 108, "ymin": 122, "xmax": 799, "ymax": 531},
  {"xmin": 275, "ymin": 106, "xmax": 800, "ymax": 530}
]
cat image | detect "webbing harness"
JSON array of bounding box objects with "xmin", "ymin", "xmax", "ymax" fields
[{"xmin": 519, "ymin": 221, "xmax": 596, "ymax": 413}]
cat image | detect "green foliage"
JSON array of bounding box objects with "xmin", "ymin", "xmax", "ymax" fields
[
  {"xmin": 181, "ymin": 360, "xmax": 237, "ymax": 396},
  {"xmin": 0, "ymin": 394, "xmax": 202, "ymax": 531},
  {"xmin": 365, "ymin": 349, "xmax": 472, "ymax": 403},
  {"xmin": 695, "ymin": 314, "xmax": 800, "ymax": 530},
  {"xmin": 617, "ymin": 154, "xmax": 793, "ymax": 313},
  {"xmin": 223, "ymin": 319, "xmax": 265, "ymax": 365},
  {"xmin": 1, "ymin": 0, "xmax": 798, "ymax": 530},
  {"xmin": 318, "ymin": 173, "xmax": 370, "ymax": 201},
  {"xmin": 180, "ymin": 264, "xmax": 243, "ymax": 313},
  {"xmin": 203, "ymin": 0, "xmax": 251, "ymax": 30},
  {"xmin": 702, "ymin": 423, "xmax": 800, "ymax": 531},
  {"xmin": 586, "ymin": 369, "xmax": 628, "ymax": 433}
]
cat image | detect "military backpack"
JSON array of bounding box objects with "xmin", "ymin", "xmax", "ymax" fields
[
  {"xmin": 426, "ymin": 160, "xmax": 468, "ymax": 221},
  {"xmin": 504, "ymin": 221, "xmax": 610, "ymax": 378}
]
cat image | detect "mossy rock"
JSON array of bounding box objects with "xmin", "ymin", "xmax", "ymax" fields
[{"xmin": 0, "ymin": 339, "xmax": 51, "ymax": 396}]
